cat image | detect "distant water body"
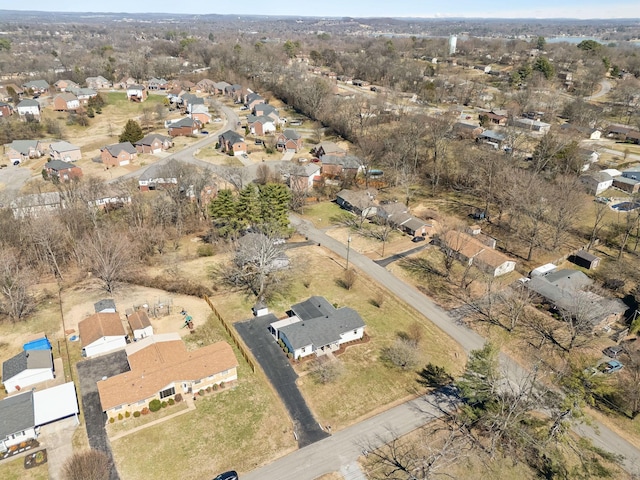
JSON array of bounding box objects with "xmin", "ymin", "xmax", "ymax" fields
[{"xmin": 546, "ymin": 36, "xmax": 640, "ymax": 47}]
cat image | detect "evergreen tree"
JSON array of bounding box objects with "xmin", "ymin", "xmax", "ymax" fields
[
  {"xmin": 258, "ymin": 183, "xmax": 291, "ymax": 233},
  {"xmin": 237, "ymin": 183, "xmax": 261, "ymax": 228},
  {"xmin": 118, "ymin": 119, "xmax": 143, "ymax": 143},
  {"xmin": 533, "ymin": 56, "xmax": 555, "ymax": 80},
  {"xmin": 209, "ymin": 189, "xmax": 242, "ymax": 238}
]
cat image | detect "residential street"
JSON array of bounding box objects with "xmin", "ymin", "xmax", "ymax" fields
[{"xmin": 285, "ymin": 213, "xmax": 640, "ymax": 477}]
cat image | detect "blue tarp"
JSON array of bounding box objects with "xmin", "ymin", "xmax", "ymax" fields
[{"xmin": 23, "ymin": 337, "xmax": 51, "ymax": 351}]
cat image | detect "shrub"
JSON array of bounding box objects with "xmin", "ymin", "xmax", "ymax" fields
[
  {"xmin": 382, "ymin": 338, "xmax": 420, "ymax": 370},
  {"xmin": 197, "ymin": 244, "xmax": 215, "ymax": 257},
  {"xmin": 140, "ymin": 407, "xmax": 150, "ymax": 415},
  {"xmin": 206, "ymin": 386, "xmax": 211, "ymax": 393},
  {"xmin": 161, "ymin": 401, "xmax": 167, "ymax": 408},
  {"xmin": 341, "ymin": 268, "xmax": 357, "ymax": 290},
  {"xmin": 311, "ymin": 358, "xmax": 344, "ymax": 384},
  {"xmin": 287, "ymin": 352, "xmax": 293, "ymax": 359},
  {"xmin": 219, "ymin": 381, "xmax": 225, "ymax": 389},
  {"xmin": 199, "ymin": 389, "xmax": 205, "ymax": 396},
  {"xmin": 168, "ymin": 398, "xmax": 175, "ymax": 406},
  {"xmin": 124, "ymin": 411, "xmax": 130, "ymax": 418},
  {"xmin": 174, "ymin": 394, "xmax": 183, "ymax": 403},
  {"xmin": 117, "ymin": 413, "xmax": 123, "ymax": 421},
  {"xmin": 19, "ymin": 442, "xmax": 27, "ymax": 448},
  {"xmin": 109, "ymin": 417, "xmax": 115, "ymax": 424},
  {"xmin": 212, "ymin": 383, "xmax": 218, "ymax": 391},
  {"xmin": 149, "ymin": 399, "xmax": 162, "ymax": 412},
  {"xmin": 133, "ymin": 411, "xmax": 141, "ymax": 418},
  {"xmin": 62, "ymin": 449, "xmax": 110, "ymax": 480}
]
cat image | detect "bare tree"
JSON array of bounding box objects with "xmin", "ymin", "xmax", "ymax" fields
[
  {"xmin": 62, "ymin": 449, "xmax": 111, "ymax": 480},
  {"xmin": 310, "ymin": 357, "xmax": 344, "ymax": 384},
  {"xmin": 80, "ymin": 228, "xmax": 136, "ymax": 293},
  {"xmin": 0, "ymin": 249, "xmax": 36, "ymax": 322},
  {"xmin": 587, "ymin": 200, "xmax": 609, "ymax": 251},
  {"xmin": 217, "ymin": 165, "xmax": 249, "ymax": 191}
]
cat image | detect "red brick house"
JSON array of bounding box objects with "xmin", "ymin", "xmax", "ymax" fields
[
  {"xmin": 247, "ymin": 115, "xmax": 277, "ymax": 136},
  {"xmin": 100, "ymin": 142, "xmax": 138, "ymax": 167},
  {"xmin": 276, "ymin": 129, "xmax": 303, "ymax": 153},
  {"xmin": 167, "ymin": 117, "xmax": 201, "ymax": 137},
  {"xmin": 52, "ymin": 93, "xmax": 80, "ymax": 112},
  {"xmin": 44, "ymin": 160, "xmax": 83, "ymax": 182},
  {"xmin": 134, "ymin": 134, "xmax": 173, "ymax": 154},
  {"xmin": 0, "ymin": 102, "xmax": 13, "ymax": 118},
  {"xmin": 218, "ymin": 130, "xmax": 247, "ymax": 156}
]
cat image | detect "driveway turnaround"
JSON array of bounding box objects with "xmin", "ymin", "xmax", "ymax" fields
[
  {"xmin": 77, "ymin": 350, "xmax": 130, "ymax": 480},
  {"xmin": 235, "ymin": 315, "xmax": 329, "ymax": 448}
]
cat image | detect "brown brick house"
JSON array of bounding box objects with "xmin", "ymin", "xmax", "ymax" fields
[
  {"xmin": 100, "ymin": 142, "xmax": 138, "ymax": 167},
  {"xmin": 134, "ymin": 133, "xmax": 173, "ymax": 154},
  {"xmin": 218, "ymin": 130, "xmax": 247, "ymax": 156},
  {"xmin": 52, "ymin": 93, "xmax": 80, "ymax": 112},
  {"xmin": 167, "ymin": 117, "xmax": 201, "ymax": 137},
  {"xmin": 44, "ymin": 160, "xmax": 83, "ymax": 182},
  {"xmin": 276, "ymin": 129, "xmax": 303, "ymax": 152}
]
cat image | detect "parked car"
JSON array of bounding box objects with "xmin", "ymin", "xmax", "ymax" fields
[
  {"xmin": 201, "ymin": 130, "xmax": 209, "ymax": 135},
  {"xmin": 600, "ymin": 360, "xmax": 623, "ymax": 374},
  {"xmin": 239, "ymin": 106, "xmax": 249, "ymax": 111},
  {"xmin": 254, "ymin": 139, "xmax": 264, "ymax": 145},
  {"xmin": 213, "ymin": 471, "xmax": 238, "ymax": 480},
  {"xmin": 214, "ymin": 117, "xmax": 222, "ymax": 122},
  {"xmin": 411, "ymin": 236, "xmax": 426, "ymax": 243},
  {"xmin": 12, "ymin": 160, "xmax": 21, "ymax": 166},
  {"xmin": 603, "ymin": 345, "xmax": 625, "ymax": 358}
]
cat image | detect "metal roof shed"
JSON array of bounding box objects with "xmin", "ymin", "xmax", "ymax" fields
[{"xmin": 33, "ymin": 382, "xmax": 79, "ymax": 426}]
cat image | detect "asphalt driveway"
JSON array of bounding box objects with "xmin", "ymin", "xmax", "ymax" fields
[
  {"xmin": 235, "ymin": 315, "xmax": 329, "ymax": 448},
  {"xmin": 76, "ymin": 350, "xmax": 130, "ymax": 480}
]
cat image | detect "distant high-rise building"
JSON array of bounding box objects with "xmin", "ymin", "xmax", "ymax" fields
[{"xmin": 448, "ymin": 35, "xmax": 457, "ymax": 55}]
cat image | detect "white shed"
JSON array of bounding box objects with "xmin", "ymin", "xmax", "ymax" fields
[
  {"xmin": 2, "ymin": 350, "xmax": 54, "ymax": 394},
  {"xmin": 79, "ymin": 312, "xmax": 127, "ymax": 357}
]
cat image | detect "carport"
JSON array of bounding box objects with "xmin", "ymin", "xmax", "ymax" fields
[{"xmin": 34, "ymin": 382, "xmax": 79, "ymax": 426}]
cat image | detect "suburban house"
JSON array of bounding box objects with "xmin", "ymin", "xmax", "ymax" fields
[
  {"xmin": 100, "ymin": 142, "xmax": 137, "ymax": 167},
  {"xmin": 43, "ymin": 160, "xmax": 83, "ymax": 182},
  {"xmin": 393, "ymin": 214, "xmax": 432, "ymax": 237},
  {"xmin": 189, "ymin": 104, "xmax": 212, "ymax": 125},
  {"xmin": 218, "ymin": 130, "xmax": 247, "ymax": 156},
  {"xmin": 97, "ymin": 333, "xmax": 238, "ymax": 420},
  {"xmin": 213, "ymin": 81, "xmax": 231, "ymax": 95},
  {"xmin": 268, "ymin": 296, "xmax": 366, "ymax": 360},
  {"xmin": 313, "ymin": 142, "xmax": 347, "ymax": 159},
  {"xmin": 126, "ymin": 84, "xmax": 147, "ymax": 102},
  {"xmin": 525, "ymin": 269, "xmax": 627, "ymax": 331},
  {"xmin": 126, "ymin": 310, "xmax": 153, "ymax": 340},
  {"xmin": 336, "ymin": 188, "xmax": 378, "ymax": 218},
  {"xmin": 580, "ymin": 171, "xmax": 613, "ymax": 195},
  {"xmin": 22, "ymin": 80, "xmax": 49, "ymax": 95},
  {"xmin": 480, "ymin": 111, "xmax": 508, "ymax": 126},
  {"xmin": 78, "ymin": 312, "xmax": 128, "ymax": 357},
  {"xmin": 167, "ymin": 117, "xmax": 201, "ymax": 137},
  {"xmin": 16, "ymin": 99, "xmax": 41, "ymax": 120},
  {"xmin": 0, "ymin": 382, "xmax": 79, "ymax": 453},
  {"xmin": 246, "ymin": 92, "xmax": 264, "ymax": 110},
  {"xmin": 134, "ymin": 133, "xmax": 173, "ymax": 154},
  {"xmin": 6, "ymin": 140, "xmax": 44, "ymax": 164},
  {"xmin": 560, "ymin": 123, "xmax": 602, "ymax": 140},
  {"xmin": 512, "ymin": 117, "xmax": 551, "ymax": 133},
  {"xmin": 321, "ymin": 155, "xmax": 363, "ymax": 178},
  {"xmin": 253, "ymin": 103, "xmax": 279, "ymax": 122},
  {"xmin": 438, "ymin": 229, "xmax": 517, "ymax": 277},
  {"xmin": 2, "ymin": 340, "xmax": 54, "ymax": 394},
  {"xmin": 290, "ymin": 163, "xmax": 321, "ymax": 191},
  {"xmin": 85, "ymin": 76, "xmax": 112, "ymax": 89},
  {"xmin": 0, "ymin": 101, "xmax": 13, "ymax": 118},
  {"xmin": 247, "ymin": 115, "xmax": 277, "ymax": 136},
  {"xmin": 454, "ymin": 122, "xmax": 483, "ymax": 139},
  {"xmin": 276, "ymin": 129, "xmax": 303, "ymax": 153},
  {"xmin": 67, "ymin": 86, "xmax": 97, "ymax": 104},
  {"xmin": 54, "ymin": 79, "xmax": 79, "ymax": 92},
  {"xmin": 147, "ymin": 77, "xmax": 168, "ymax": 90},
  {"xmin": 94, "ymin": 299, "xmax": 116, "ymax": 314},
  {"xmin": 52, "ymin": 93, "xmax": 79, "ymax": 112},
  {"xmin": 196, "ymin": 79, "xmax": 216, "ymax": 93},
  {"xmin": 138, "ymin": 162, "xmax": 178, "ymax": 191},
  {"xmin": 477, "ymin": 130, "xmax": 506, "ymax": 148},
  {"xmin": 614, "ymin": 168, "xmax": 640, "ymax": 194},
  {"xmin": 49, "ymin": 141, "xmax": 81, "ymax": 162}
]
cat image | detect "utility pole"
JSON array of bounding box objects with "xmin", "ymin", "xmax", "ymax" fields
[{"xmin": 346, "ymin": 235, "xmax": 352, "ymax": 270}]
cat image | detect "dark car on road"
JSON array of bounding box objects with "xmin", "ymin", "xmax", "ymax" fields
[{"xmin": 213, "ymin": 471, "xmax": 238, "ymax": 480}]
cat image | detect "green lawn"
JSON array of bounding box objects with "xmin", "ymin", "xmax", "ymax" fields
[{"xmin": 298, "ymin": 201, "xmax": 344, "ymax": 229}]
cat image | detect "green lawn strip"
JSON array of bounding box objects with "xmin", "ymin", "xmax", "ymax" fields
[{"xmin": 298, "ymin": 201, "xmax": 345, "ymax": 229}]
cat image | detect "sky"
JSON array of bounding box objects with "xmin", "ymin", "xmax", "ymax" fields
[{"xmin": 4, "ymin": 1, "xmax": 640, "ymax": 19}]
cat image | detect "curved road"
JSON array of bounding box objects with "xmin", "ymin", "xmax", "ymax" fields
[
  {"xmin": 245, "ymin": 214, "xmax": 640, "ymax": 479},
  {"xmin": 585, "ymin": 79, "xmax": 612, "ymax": 101}
]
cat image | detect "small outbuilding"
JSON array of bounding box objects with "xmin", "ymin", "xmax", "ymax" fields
[{"xmin": 571, "ymin": 250, "xmax": 601, "ymax": 270}]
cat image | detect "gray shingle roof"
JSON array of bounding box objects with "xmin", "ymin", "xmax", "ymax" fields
[
  {"xmin": 104, "ymin": 142, "xmax": 136, "ymax": 156},
  {"xmin": 279, "ymin": 299, "xmax": 365, "ymax": 350},
  {"xmin": 135, "ymin": 133, "xmax": 171, "ymax": 146},
  {"xmin": 0, "ymin": 390, "xmax": 35, "ymax": 440},
  {"xmin": 50, "ymin": 141, "xmax": 79, "ymax": 153},
  {"xmin": 169, "ymin": 117, "xmax": 197, "ymax": 128},
  {"xmin": 17, "ymin": 99, "xmax": 40, "ymax": 108},
  {"xmin": 94, "ymin": 299, "xmax": 116, "ymax": 313},
  {"xmin": 2, "ymin": 350, "xmax": 53, "ymax": 381},
  {"xmin": 219, "ymin": 130, "xmax": 244, "ymax": 144},
  {"xmin": 45, "ymin": 160, "xmax": 75, "ymax": 171},
  {"xmin": 10, "ymin": 140, "xmax": 39, "ymax": 155},
  {"xmin": 282, "ymin": 129, "xmax": 301, "ymax": 140}
]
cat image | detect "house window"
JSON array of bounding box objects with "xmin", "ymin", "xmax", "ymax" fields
[
  {"xmin": 194, "ymin": 379, "xmax": 202, "ymax": 385},
  {"xmin": 159, "ymin": 387, "xmax": 175, "ymax": 399}
]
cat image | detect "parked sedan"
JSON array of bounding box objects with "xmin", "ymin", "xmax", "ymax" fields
[
  {"xmin": 411, "ymin": 236, "xmax": 426, "ymax": 243},
  {"xmin": 213, "ymin": 471, "xmax": 238, "ymax": 480},
  {"xmin": 600, "ymin": 360, "xmax": 623, "ymax": 374}
]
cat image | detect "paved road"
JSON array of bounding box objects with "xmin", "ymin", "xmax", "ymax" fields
[
  {"xmin": 235, "ymin": 315, "xmax": 329, "ymax": 448},
  {"xmin": 585, "ymin": 79, "xmax": 612, "ymax": 101},
  {"xmin": 287, "ymin": 214, "xmax": 640, "ymax": 477},
  {"xmin": 76, "ymin": 350, "xmax": 130, "ymax": 480},
  {"xmin": 243, "ymin": 393, "xmax": 453, "ymax": 480}
]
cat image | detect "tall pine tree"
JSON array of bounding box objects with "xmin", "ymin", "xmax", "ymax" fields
[{"xmin": 119, "ymin": 119, "xmax": 144, "ymax": 143}]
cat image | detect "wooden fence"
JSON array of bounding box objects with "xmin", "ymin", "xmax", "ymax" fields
[{"xmin": 203, "ymin": 295, "xmax": 256, "ymax": 373}]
